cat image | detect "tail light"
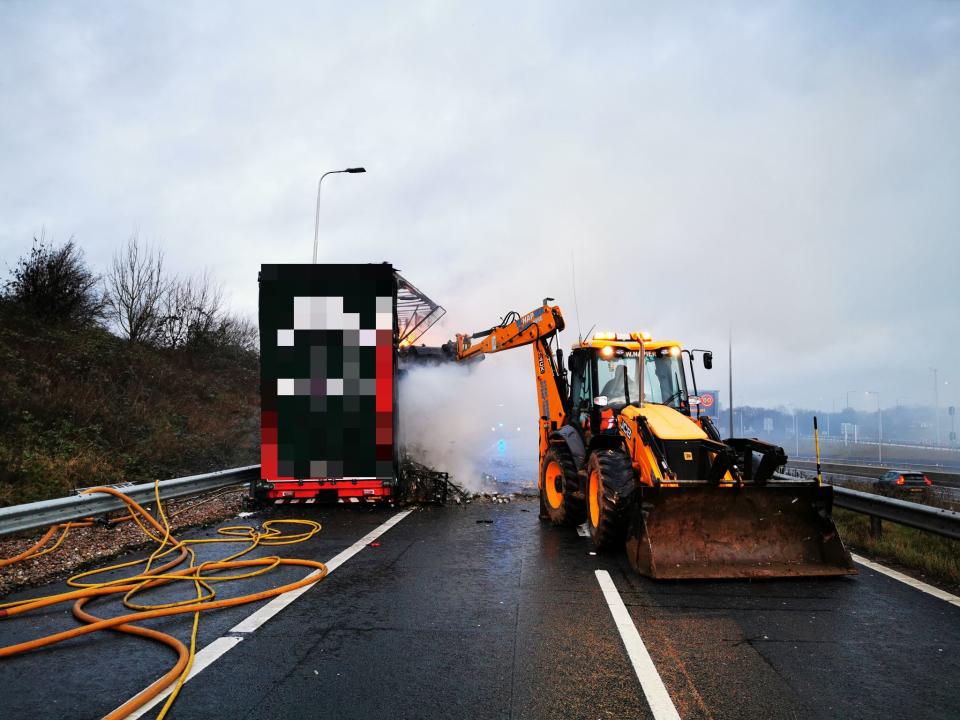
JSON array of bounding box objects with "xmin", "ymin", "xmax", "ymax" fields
[
  {"xmin": 896, "ymin": 476, "xmax": 905, "ymax": 485},
  {"xmin": 923, "ymin": 475, "xmax": 932, "ymax": 486}
]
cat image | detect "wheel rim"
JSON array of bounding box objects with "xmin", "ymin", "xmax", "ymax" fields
[
  {"xmin": 589, "ymin": 470, "xmax": 601, "ymax": 528},
  {"xmin": 544, "ymin": 461, "xmax": 564, "ymax": 509}
]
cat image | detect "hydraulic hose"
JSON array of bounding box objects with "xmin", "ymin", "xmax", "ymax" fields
[{"xmin": 0, "ymin": 481, "xmax": 328, "ymax": 719}]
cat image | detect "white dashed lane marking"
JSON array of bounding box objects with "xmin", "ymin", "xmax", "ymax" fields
[
  {"xmin": 595, "ymin": 570, "xmax": 681, "ymax": 720},
  {"xmin": 119, "ymin": 509, "xmax": 415, "ymax": 719}
]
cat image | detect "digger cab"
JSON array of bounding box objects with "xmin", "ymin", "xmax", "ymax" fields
[{"xmin": 566, "ymin": 334, "xmax": 694, "ymax": 444}]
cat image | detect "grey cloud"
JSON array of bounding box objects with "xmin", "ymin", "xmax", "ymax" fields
[{"xmin": 1, "ymin": 1, "xmax": 958, "ymax": 410}]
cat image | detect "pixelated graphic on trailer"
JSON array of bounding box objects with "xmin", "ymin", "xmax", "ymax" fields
[{"xmin": 260, "ymin": 264, "xmax": 395, "ymax": 481}]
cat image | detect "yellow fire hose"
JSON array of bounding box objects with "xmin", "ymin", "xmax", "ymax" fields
[{"xmin": 0, "ymin": 482, "xmax": 328, "ymax": 719}]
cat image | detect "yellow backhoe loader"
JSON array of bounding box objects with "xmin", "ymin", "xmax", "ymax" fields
[{"xmin": 452, "ymin": 300, "xmax": 855, "ymax": 580}]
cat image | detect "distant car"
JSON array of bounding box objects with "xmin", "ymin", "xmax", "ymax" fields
[{"xmin": 876, "ymin": 470, "xmax": 932, "ymax": 493}]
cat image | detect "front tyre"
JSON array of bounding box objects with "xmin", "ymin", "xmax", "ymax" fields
[
  {"xmin": 540, "ymin": 446, "xmax": 585, "ymax": 526},
  {"xmin": 586, "ymin": 450, "xmax": 634, "ymax": 550}
]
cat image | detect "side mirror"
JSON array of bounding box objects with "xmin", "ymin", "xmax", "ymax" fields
[
  {"xmin": 594, "ymin": 395, "xmax": 609, "ymax": 407},
  {"xmin": 703, "ymin": 351, "xmax": 713, "ymax": 370},
  {"xmin": 688, "ymin": 396, "xmax": 701, "ymax": 406}
]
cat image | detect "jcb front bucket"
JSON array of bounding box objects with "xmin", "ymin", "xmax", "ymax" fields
[{"xmin": 625, "ymin": 484, "xmax": 857, "ymax": 580}]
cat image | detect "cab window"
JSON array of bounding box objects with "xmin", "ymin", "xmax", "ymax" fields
[{"xmin": 597, "ymin": 354, "xmax": 640, "ymax": 406}]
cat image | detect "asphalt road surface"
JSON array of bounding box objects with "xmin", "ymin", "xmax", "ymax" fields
[{"xmin": 2, "ymin": 499, "xmax": 959, "ymax": 719}]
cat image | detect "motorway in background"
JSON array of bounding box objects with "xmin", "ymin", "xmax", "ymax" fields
[
  {"xmin": 788, "ymin": 459, "xmax": 960, "ymax": 489},
  {"xmin": 2, "ymin": 501, "xmax": 958, "ymax": 720}
]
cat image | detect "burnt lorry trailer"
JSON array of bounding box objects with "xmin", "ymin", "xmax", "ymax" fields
[{"xmin": 253, "ymin": 263, "xmax": 444, "ymax": 504}]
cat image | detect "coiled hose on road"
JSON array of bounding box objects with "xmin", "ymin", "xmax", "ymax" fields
[{"xmin": 0, "ymin": 482, "xmax": 328, "ymax": 719}]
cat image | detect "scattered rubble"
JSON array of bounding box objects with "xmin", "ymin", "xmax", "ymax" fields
[
  {"xmin": 453, "ymin": 491, "xmax": 525, "ymax": 505},
  {"xmin": 396, "ymin": 455, "xmax": 457, "ymax": 505}
]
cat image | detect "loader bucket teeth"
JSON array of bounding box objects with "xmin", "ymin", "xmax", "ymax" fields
[{"xmin": 624, "ymin": 485, "xmax": 857, "ymax": 580}]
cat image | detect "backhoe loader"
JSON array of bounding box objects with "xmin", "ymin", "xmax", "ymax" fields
[{"xmin": 453, "ymin": 300, "xmax": 855, "ymax": 579}]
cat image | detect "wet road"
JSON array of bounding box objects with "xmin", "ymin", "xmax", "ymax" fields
[{"xmin": 1, "ymin": 500, "xmax": 959, "ymax": 719}]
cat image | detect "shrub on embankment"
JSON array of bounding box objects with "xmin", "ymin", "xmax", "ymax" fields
[{"xmin": 0, "ymin": 237, "xmax": 259, "ymax": 505}]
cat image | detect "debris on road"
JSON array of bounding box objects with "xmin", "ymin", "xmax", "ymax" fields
[{"xmin": 396, "ymin": 454, "xmax": 462, "ymax": 505}]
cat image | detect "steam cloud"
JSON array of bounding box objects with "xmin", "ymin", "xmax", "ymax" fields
[{"xmin": 398, "ymin": 357, "xmax": 538, "ymax": 493}]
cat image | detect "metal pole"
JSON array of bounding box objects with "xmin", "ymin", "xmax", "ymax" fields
[
  {"xmin": 728, "ymin": 326, "xmax": 733, "ymax": 438},
  {"xmin": 638, "ymin": 338, "xmax": 645, "ymax": 407},
  {"xmin": 794, "ymin": 410, "xmax": 799, "ymax": 456},
  {"xmin": 313, "ymin": 171, "xmax": 334, "ymax": 263},
  {"xmin": 312, "ymin": 167, "xmax": 366, "ymax": 263},
  {"xmin": 814, "ymin": 416, "xmax": 822, "ymax": 485},
  {"xmin": 932, "ymin": 367, "xmax": 940, "ymax": 446},
  {"xmin": 866, "ymin": 391, "xmax": 881, "ymax": 463},
  {"xmin": 878, "ymin": 395, "xmax": 883, "ymax": 463}
]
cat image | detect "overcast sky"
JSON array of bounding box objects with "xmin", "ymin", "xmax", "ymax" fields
[{"xmin": 1, "ymin": 1, "xmax": 958, "ymax": 411}]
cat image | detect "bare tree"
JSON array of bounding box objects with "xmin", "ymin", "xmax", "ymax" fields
[
  {"xmin": 156, "ymin": 271, "xmax": 225, "ymax": 349},
  {"xmin": 103, "ymin": 236, "xmax": 256, "ymax": 355},
  {"xmin": 104, "ymin": 236, "xmax": 167, "ymax": 343},
  {"xmin": 215, "ymin": 314, "xmax": 259, "ymax": 354},
  {"xmin": 155, "ymin": 276, "xmax": 192, "ymax": 348}
]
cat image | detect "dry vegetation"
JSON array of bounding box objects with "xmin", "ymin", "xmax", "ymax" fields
[
  {"xmin": 0, "ymin": 236, "xmax": 259, "ymax": 506},
  {"xmin": 815, "ymin": 474, "xmax": 960, "ymax": 589},
  {"xmin": 834, "ymin": 508, "xmax": 960, "ymax": 590}
]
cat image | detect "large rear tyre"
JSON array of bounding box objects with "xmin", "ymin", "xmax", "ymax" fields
[
  {"xmin": 586, "ymin": 450, "xmax": 633, "ymax": 551},
  {"xmin": 540, "ymin": 446, "xmax": 585, "ymax": 526}
]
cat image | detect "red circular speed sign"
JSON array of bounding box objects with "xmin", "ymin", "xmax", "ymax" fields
[{"xmin": 700, "ymin": 393, "xmax": 715, "ymax": 408}]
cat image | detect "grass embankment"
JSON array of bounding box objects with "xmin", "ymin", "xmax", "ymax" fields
[
  {"xmin": 0, "ymin": 303, "xmax": 259, "ymax": 505},
  {"xmin": 834, "ymin": 508, "xmax": 960, "ymax": 590}
]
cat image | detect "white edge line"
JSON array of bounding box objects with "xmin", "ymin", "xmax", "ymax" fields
[
  {"xmin": 230, "ymin": 508, "xmax": 413, "ymax": 632},
  {"xmin": 125, "ymin": 637, "xmax": 243, "ymax": 720},
  {"xmin": 851, "ymin": 553, "xmax": 960, "ymax": 608},
  {"xmin": 595, "ymin": 570, "xmax": 681, "ymax": 720},
  {"xmin": 116, "ymin": 508, "xmax": 415, "ymax": 719}
]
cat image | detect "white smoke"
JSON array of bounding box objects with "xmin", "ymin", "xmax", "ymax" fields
[{"xmin": 398, "ymin": 353, "xmax": 538, "ymax": 493}]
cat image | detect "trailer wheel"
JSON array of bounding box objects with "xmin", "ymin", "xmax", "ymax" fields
[
  {"xmin": 540, "ymin": 446, "xmax": 585, "ymax": 526},
  {"xmin": 586, "ymin": 450, "xmax": 633, "ymax": 551}
]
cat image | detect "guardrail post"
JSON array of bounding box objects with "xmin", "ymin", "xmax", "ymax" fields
[{"xmin": 869, "ymin": 515, "xmax": 883, "ymax": 539}]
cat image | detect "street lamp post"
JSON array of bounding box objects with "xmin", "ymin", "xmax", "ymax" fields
[
  {"xmin": 931, "ymin": 367, "xmax": 940, "ymax": 446},
  {"xmin": 844, "ymin": 390, "xmax": 858, "ymax": 446},
  {"xmin": 786, "ymin": 405, "xmax": 799, "ymax": 456},
  {"xmin": 312, "ymin": 167, "xmax": 366, "ymax": 263},
  {"xmin": 865, "ymin": 391, "xmax": 881, "ymax": 463},
  {"xmin": 795, "ymin": 411, "xmax": 799, "ymax": 456},
  {"xmin": 728, "ymin": 326, "xmax": 734, "ymax": 439}
]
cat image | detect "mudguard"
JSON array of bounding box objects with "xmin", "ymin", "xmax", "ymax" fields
[{"xmin": 551, "ymin": 425, "xmax": 586, "ymax": 470}]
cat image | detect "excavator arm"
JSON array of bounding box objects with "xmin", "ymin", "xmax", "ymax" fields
[
  {"xmin": 454, "ymin": 300, "xmax": 568, "ymax": 457},
  {"xmin": 455, "ymin": 299, "xmax": 564, "ymax": 359}
]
